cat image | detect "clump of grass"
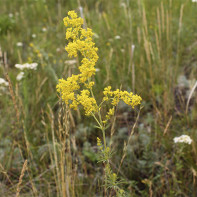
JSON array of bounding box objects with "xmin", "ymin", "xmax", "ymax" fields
[{"xmin": 16, "ymin": 160, "xmax": 28, "ymax": 197}]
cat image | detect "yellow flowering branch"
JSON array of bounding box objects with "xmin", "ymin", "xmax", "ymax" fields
[{"xmin": 57, "ymin": 10, "xmax": 142, "ymax": 196}]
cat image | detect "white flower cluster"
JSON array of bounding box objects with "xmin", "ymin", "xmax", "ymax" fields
[
  {"xmin": 0, "ymin": 78, "xmax": 9, "ymax": 86},
  {"xmin": 173, "ymin": 135, "xmax": 192, "ymax": 144},
  {"xmin": 65, "ymin": 59, "xmax": 77, "ymax": 65},
  {"xmin": 16, "ymin": 72, "xmax": 25, "ymax": 81},
  {"xmin": 0, "ymin": 78, "xmax": 9, "ymax": 95},
  {"xmin": 192, "ymin": 0, "xmax": 197, "ymax": 2},
  {"xmin": 15, "ymin": 63, "xmax": 38, "ymax": 70},
  {"xmin": 16, "ymin": 42, "xmax": 23, "ymax": 47}
]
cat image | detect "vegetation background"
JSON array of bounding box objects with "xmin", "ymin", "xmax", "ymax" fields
[{"xmin": 0, "ymin": 0, "xmax": 197, "ymax": 196}]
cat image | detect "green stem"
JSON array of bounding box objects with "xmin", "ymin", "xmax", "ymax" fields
[
  {"xmin": 101, "ymin": 127, "xmax": 107, "ymax": 150},
  {"xmin": 91, "ymin": 113, "xmax": 102, "ymax": 129}
]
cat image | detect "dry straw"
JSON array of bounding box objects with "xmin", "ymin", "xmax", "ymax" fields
[{"xmin": 16, "ymin": 160, "xmax": 28, "ymax": 197}]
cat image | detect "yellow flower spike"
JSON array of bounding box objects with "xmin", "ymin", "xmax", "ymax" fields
[
  {"xmin": 29, "ymin": 43, "xmax": 34, "ymax": 47},
  {"xmin": 97, "ymin": 137, "xmax": 103, "ymax": 150},
  {"xmin": 103, "ymin": 86, "xmax": 142, "ymax": 108},
  {"xmin": 57, "ymin": 11, "xmax": 100, "ymax": 115},
  {"xmin": 105, "ymin": 108, "xmax": 115, "ymax": 120},
  {"xmin": 56, "ymin": 10, "xmax": 142, "ymax": 195},
  {"xmin": 68, "ymin": 10, "xmax": 78, "ymax": 19},
  {"xmin": 112, "ymin": 173, "xmax": 117, "ymax": 182},
  {"xmin": 77, "ymin": 90, "xmax": 97, "ymax": 115}
]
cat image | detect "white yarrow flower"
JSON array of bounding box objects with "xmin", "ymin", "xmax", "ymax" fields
[
  {"xmin": 131, "ymin": 44, "xmax": 135, "ymax": 53},
  {"xmin": 56, "ymin": 48, "xmax": 61, "ymax": 52},
  {"xmin": 173, "ymin": 135, "xmax": 192, "ymax": 144},
  {"xmin": 42, "ymin": 27, "xmax": 47, "ymax": 32},
  {"xmin": 15, "ymin": 64, "xmax": 26, "ymax": 70},
  {"xmin": 95, "ymin": 68, "xmax": 100, "ymax": 72},
  {"xmin": 15, "ymin": 63, "xmax": 38, "ymax": 70},
  {"xmin": 114, "ymin": 35, "xmax": 121, "ymax": 39},
  {"xmin": 16, "ymin": 72, "xmax": 24, "ymax": 81},
  {"xmin": 9, "ymin": 13, "xmax": 13, "ymax": 18},
  {"xmin": 65, "ymin": 59, "xmax": 77, "ymax": 65},
  {"xmin": 0, "ymin": 78, "xmax": 9, "ymax": 86},
  {"xmin": 28, "ymin": 63, "xmax": 38, "ymax": 70},
  {"xmin": 16, "ymin": 42, "xmax": 23, "ymax": 47},
  {"xmin": 93, "ymin": 33, "xmax": 99, "ymax": 39}
]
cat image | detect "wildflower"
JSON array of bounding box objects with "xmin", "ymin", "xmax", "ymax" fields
[
  {"xmin": 106, "ymin": 108, "xmax": 115, "ymax": 120},
  {"xmin": 131, "ymin": 44, "xmax": 135, "ymax": 54},
  {"xmin": 29, "ymin": 43, "xmax": 34, "ymax": 47},
  {"xmin": 120, "ymin": 2, "xmax": 126, "ymax": 7},
  {"xmin": 57, "ymin": 10, "xmax": 141, "ymax": 117},
  {"xmin": 103, "ymin": 86, "xmax": 142, "ymax": 108},
  {"xmin": 42, "ymin": 27, "xmax": 47, "ymax": 32},
  {"xmin": 32, "ymin": 34, "xmax": 36, "ymax": 38},
  {"xmin": 57, "ymin": 10, "xmax": 99, "ymax": 115},
  {"xmin": 15, "ymin": 63, "xmax": 38, "ymax": 70},
  {"xmin": 28, "ymin": 63, "xmax": 38, "ymax": 70},
  {"xmin": 9, "ymin": 13, "xmax": 13, "ymax": 18},
  {"xmin": 16, "ymin": 72, "xmax": 24, "ymax": 81},
  {"xmin": 0, "ymin": 78, "xmax": 9, "ymax": 86},
  {"xmin": 97, "ymin": 137, "xmax": 103, "ymax": 150},
  {"xmin": 77, "ymin": 90, "xmax": 97, "ymax": 115},
  {"xmin": 114, "ymin": 35, "xmax": 121, "ymax": 39},
  {"xmin": 56, "ymin": 48, "xmax": 61, "ymax": 52},
  {"xmin": 93, "ymin": 33, "xmax": 99, "ymax": 39},
  {"xmin": 192, "ymin": 0, "xmax": 197, "ymax": 2},
  {"xmin": 95, "ymin": 68, "xmax": 100, "ymax": 72},
  {"xmin": 65, "ymin": 59, "xmax": 77, "ymax": 65},
  {"xmin": 15, "ymin": 64, "xmax": 26, "ymax": 70},
  {"xmin": 16, "ymin": 42, "xmax": 23, "ymax": 47},
  {"xmin": 173, "ymin": 135, "xmax": 192, "ymax": 144}
]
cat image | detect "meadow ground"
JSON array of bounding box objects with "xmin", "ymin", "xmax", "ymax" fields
[{"xmin": 0, "ymin": 0, "xmax": 197, "ymax": 196}]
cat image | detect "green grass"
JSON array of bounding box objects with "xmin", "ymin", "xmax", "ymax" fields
[{"xmin": 0, "ymin": 0, "xmax": 197, "ymax": 196}]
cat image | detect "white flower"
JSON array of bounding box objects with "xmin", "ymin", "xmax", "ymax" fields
[
  {"xmin": 0, "ymin": 78, "xmax": 9, "ymax": 86},
  {"xmin": 32, "ymin": 34, "xmax": 36, "ymax": 38},
  {"xmin": 65, "ymin": 59, "xmax": 77, "ymax": 65},
  {"xmin": 16, "ymin": 72, "xmax": 24, "ymax": 81},
  {"xmin": 114, "ymin": 35, "xmax": 121, "ymax": 39},
  {"xmin": 131, "ymin": 44, "xmax": 135, "ymax": 53},
  {"xmin": 0, "ymin": 86, "xmax": 6, "ymax": 93},
  {"xmin": 95, "ymin": 68, "xmax": 100, "ymax": 72},
  {"xmin": 15, "ymin": 64, "xmax": 26, "ymax": 70},
  {"xmin": 30, "ymin": 63, "xmax": 38, "ymax": 70},
  {"xmin": 16, "ymin": 42, "xmax": 23, "ymax": 47},
  {"xmin": 9, "ymin": 13, "xmax": 13, "ymax": 18},
  {"xmin": 42, "ymin": 27, "xmax": 47, "ymax": 32},
  {"xmin": 93, "ymin": 33, "xmax": 99, "ymax": 39},
  {"xmin": 15, "ymin": 63, "xmax": 38, "ymax": 70},
  {"xmin": 120, "ymin": 3, "xmax": 126, "ymax": 7},
  {"xmin": 56, "ymin": 48, "xmax": 61, "ymax": 52},
  {"xmin": 173, "ymin": 135, "xmax": 192, "ymax": 144},
  {"xmin": 192, "ymin": 0, "xmax": 197, "ymax": 2}
]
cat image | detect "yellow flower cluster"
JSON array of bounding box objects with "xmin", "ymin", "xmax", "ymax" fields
[
  {"xmin": 97, "ymin": 137, "xmax": 103, "ymax": 150},
  {"xmin": 103, "ymin": 86, "xmax": 142, "ymax": 108},
  {"xmin": 77, "ymin": 90, "xmax": 98, "ymax": 115},
  {"xmin": 103, "ymin": 107, "xmax": 115, "ymax": 123},
  {"xmin": 57, "ymin": 11, "xmax": 98, "ymax": 115},
  {"xmin": 57, "ymin": 11, "xmax": 142, "ymax": 118}
]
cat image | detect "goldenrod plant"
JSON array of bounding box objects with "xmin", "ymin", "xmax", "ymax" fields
[{"xmin": 57, "ymin": 10, "xmax": 142, "ymax": 196}]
